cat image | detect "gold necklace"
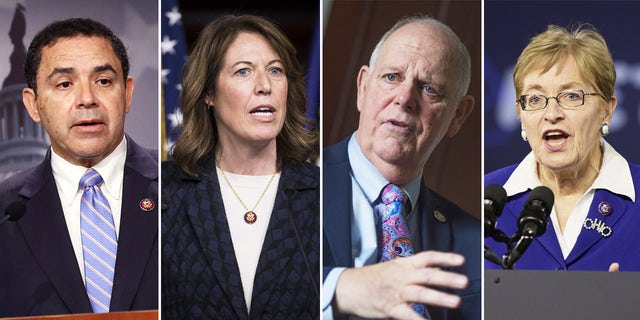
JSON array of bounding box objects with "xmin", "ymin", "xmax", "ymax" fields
[{"xmin": 216, "ymin": 155, "xmax": 277, "ymax": 224}]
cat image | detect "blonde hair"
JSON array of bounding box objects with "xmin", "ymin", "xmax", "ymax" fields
[{"xmin": 513, "ymin": 24, "xmax": 615, "ymax": 102}]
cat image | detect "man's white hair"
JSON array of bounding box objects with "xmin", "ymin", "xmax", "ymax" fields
[{"xmin": 368, "ymin": 15, "xmax": 471, "ymax": 99}]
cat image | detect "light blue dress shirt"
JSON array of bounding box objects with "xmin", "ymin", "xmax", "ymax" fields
[{"xmin": 322, "ymin": 133, "xmax": 422, "ymax": 319}]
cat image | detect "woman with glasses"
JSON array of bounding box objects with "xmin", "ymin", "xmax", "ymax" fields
[{"xmin": 484, "ymin": 24, "xmax": 640, "ymax": 271}]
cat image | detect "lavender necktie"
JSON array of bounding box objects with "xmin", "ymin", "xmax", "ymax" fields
[
  {"xmin": 379, "ymin": 183, "xmax": 429, "ymax": 319},
  {"xmin": 379, "ymin": 184, "xmax": 414, "ymax": 261},
  {"xmin": 80, "ymin": 169, "xmax": 117, "ymax": 313}
]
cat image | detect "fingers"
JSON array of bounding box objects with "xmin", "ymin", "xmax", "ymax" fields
[
  {"xmin": 398, "ymin": 251, "xmax": 468, "ymax": 291},
  {"xmin": 609, "ymin": 262, "xmax": 620, "ymax": 272},
  {"xmin": 401, "ymin": 284, "xmax": 462, "ymax": 309},
  {"xmin": 411, "ymin": 266, "xmax": 469, "ymax": 290},
  {"xmin": 333, "ymin": 251, "xmax": 469, "ymax": 319},
  {"xmin": 408, "ymin": 250, "xmax": 465, "ymax": 269}
]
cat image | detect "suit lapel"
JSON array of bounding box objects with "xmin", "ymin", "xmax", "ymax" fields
[
  {"xmin": 250, "ymin": 166, "xmax": 298, "ymax": 318},
  {"xmin": 417, "ymin": 187, "xmax": 451, "ymax": 320},
  {"xmin": 249, "ymin": 164, "xmax": 319, "ymax": 318},
  {"xmin": 566, "ymin": 190, "xmax": 629, "ymax": 264},
  {"xmin": 419, "ymin": 187, "xmax": 452, "ymax": 253},
  {"xmin": 110, "ymin": 139, "xmax": 158, "ymax": 311},
  {"xmin": 186, "ymin": 168, "xmax": 247, "ymax": 319},
  {"xmin": 535, "ymin": 225, "xmax": 566, "ymax": 267},
  {"xmin": 323, "ymin": 141, "xmax": 353, "ymax": 267},
  {"xmin": 17, "ymin": 157, "xmax": 92, "ymax": 313}
]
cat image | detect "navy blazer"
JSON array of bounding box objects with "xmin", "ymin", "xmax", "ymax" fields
[
  {"xmin": 485, "ymin": 163, "xmax": 640, "ymax": 271},
  {"xmin": 322, "ymin": 137, "xmax": 481, "ymax": 320},
  {"xmin": 161, "ymin": 157, "xmax": 320, "ymax": 319},
  {"xmin": 0, "ymin": 137, "xmax": 158, "ymax": 317}
]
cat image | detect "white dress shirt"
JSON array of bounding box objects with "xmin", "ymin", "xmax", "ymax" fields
[{"xmin": 51, "ymin": 137, "xmax": 126, "ymax": 282}]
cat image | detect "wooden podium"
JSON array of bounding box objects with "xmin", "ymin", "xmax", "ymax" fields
[{"xmin": 1, "ymin": 310, "xmax": 157, "ymax": 320}]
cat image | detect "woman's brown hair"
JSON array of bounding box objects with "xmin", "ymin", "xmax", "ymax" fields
[{"xmin": 172, "ymin": 14, "xmax": 318, "ymax": 176}]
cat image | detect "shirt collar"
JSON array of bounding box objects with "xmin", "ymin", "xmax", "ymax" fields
[
  {"xmin": 503, "ymin": 139, "xmax": 635, "ymax": 201},
  {"xmin": 348, "ymin": 132, "xmax": 422, "ymax": 207},
  {"xmin": 51, "ymin": 137, "xmax": 127, "ymax": 206}
]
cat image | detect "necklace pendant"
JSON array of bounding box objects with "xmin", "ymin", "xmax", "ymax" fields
[{"xmin": 244, "ymin": 211, "xmax": 257, "ymax": 224}]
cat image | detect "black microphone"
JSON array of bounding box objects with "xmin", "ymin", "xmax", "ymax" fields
[
  {"xmin": 518, "ymin": 186, "xmax": 554, "ymax": 238},
  {"xmin": 484, "ymin": 184, "xmax": 507, "ymax": 239},
  {"xmin": 0, "ymin": 200, "xmax": 27, "ymax": 226},
  {"xmin": 504, "ymin": 186, "xmax": 554, "ymax": 269},
  {"xmin": 284, "ymin": 181, "xmax": 319, "ymax": 301}
]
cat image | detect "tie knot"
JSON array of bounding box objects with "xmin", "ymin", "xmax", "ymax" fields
[
  {"xmin": 381, "ymin": 183, "xmax": 407, "ymax": 205},
  {"xmin": 80, "ymin": 169, "xmax": 104, "ymax": 188}
]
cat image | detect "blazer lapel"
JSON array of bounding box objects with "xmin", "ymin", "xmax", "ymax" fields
[
  {"xmin": 566, "ymin": 190, "xmax": 629, "ymax": 264},
  {"xmin": 419, "ymin": 187, "xmax": 452, "ymax": 253},
  {"xmin": 417, "ymin": 187, "xmax": 452, "ymax": 320},
  {"xmin": 249, "ymin": 164, "xmax": 319, "ymax": 318},
  {"xmin": 186, "ymin": 169, "xmax": 247, "ymax": 319},
  {"xmin": 533, "ymin": 227, "xmax": 565, "ymax": 267},
  {"xmin": 17, "ymin": 157, "xmax": 92, "ymax": 313},
  {"xmin": 110, "ymin": 140, "xmax": 158, "ymax": 311},
  {"xmin": 323, "ymin": 142, "xmax": 353, "ymax": 268},
  {"xmin": 250, "ymin": 167, "xmax": 296, "ymax": 317}
]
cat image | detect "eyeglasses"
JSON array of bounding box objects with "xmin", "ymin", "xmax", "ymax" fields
[{"xmin": 517, "ymin": 90, "xmax": 606, "ymax": 111}]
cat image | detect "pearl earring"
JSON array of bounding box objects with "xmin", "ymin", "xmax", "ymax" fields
[
  {"xmin": 521, "ymin": 129, "xmax": 528, "ymax": 141},
  {"xmin": 601, "ymin": 123, "xmax": 610, "ymax": 137}
]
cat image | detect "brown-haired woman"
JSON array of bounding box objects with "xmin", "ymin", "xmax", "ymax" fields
[{"xmin": 162, "ymin": 14, "xmax": 319, "ymax": 319}]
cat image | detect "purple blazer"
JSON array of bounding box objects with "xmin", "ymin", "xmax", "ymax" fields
[{"xmin": 485, "ymin": 163, "xmax": 640, "ymax": 271}]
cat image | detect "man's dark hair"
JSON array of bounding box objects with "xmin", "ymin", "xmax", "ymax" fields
[{"xmin": 24, "ymin": 18, "xmax": 129, "ymax": 94}]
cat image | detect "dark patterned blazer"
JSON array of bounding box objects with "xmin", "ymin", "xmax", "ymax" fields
[
  {"xmin": 0, "ymin": 136, "xmax": 158, "ymax": 317},
  {"xmin": 323, "ymin": 137, "xmax": 481, "ymax": 320},
  {"xmin": 161, "ymin": 157, "xmax": 320, "ymax": 319}
]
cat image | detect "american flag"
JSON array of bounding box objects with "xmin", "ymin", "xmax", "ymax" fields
[
  {"xmin": 305, "ymin": 13, "xmax": 320, "ymax": 127},
  {"xmin": 160, "ymin": 0, "xmax": 187, "ymax": 160}
]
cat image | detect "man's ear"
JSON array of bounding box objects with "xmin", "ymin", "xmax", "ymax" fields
[
  {"xmin": 356, "ymin": 65, "xmax": 370, "ymax": 112},
  {"xmin": 22, "ymin": 88, "xmax": 41, "ymax": 123},
  {"xmin": 124, "ymin": 76, "xmax": 134, "ymax": 114},
  {"xmin": 446, "ymin": 95, "xmax": 474, "ymax": 138}
]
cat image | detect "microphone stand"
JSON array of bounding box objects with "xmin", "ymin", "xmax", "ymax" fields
[
  {"xmin": 484, "ymin": 245, "xmax": 502, "ymax": 266},
  {"xmin": 485, "ymin": 228, "xmax": 520, "ymax": 270}
]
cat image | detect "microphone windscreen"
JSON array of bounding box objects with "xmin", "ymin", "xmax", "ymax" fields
[
  {"xmin": 485, "ymin": 184, "xmax": 507, "ymax": 216},
  {"xmin": 527, "ymin": 186, "xmax": 554, "ymax": 212},
  {"xmin": 518, "ymin": 186, "xmax": 554, "ymax": 237}
]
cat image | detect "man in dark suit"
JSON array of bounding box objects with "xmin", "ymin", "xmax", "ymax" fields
[
  {"xmin": 322, "ymin": 15, "xmax": 480, "ymax": 320},
  {"xmin": 0, "ymin": 18, "xmax": 157, "ymax": 317}
]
